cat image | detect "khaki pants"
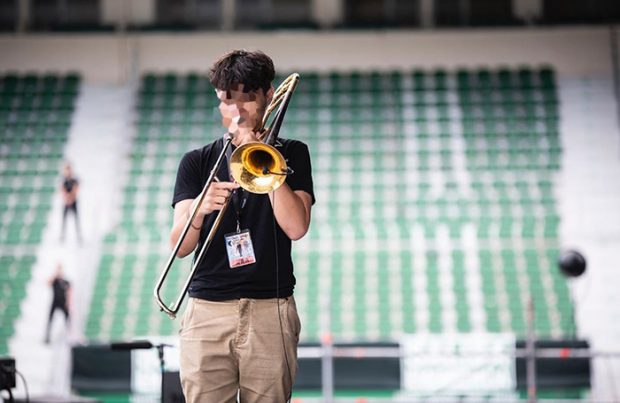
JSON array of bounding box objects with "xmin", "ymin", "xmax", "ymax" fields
[{"xmin": 179, "ymin": 296, "xmax": 301, "ymax": 403}]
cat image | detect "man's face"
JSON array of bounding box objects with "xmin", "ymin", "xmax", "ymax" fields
[{"xmin": 216, "ymin": 83, "xmax": 269, "ymax": 136}]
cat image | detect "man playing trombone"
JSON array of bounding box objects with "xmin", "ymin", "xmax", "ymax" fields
[{"xmin": 170, "ymin": 49, "xmax": 315, "ymax": 402}]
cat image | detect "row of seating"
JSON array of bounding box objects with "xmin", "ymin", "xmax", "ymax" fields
[
  {"xmin": 85, "ymin": 243, "xmax": 568, "ymax": 341},
  {"xmin": 137, "ymin": 92, "xmax": 557, "ymax": 106},
  {"xmin": 0, "ymin": 73, "xmax": 80, "ymax": 95},
  {"xmin": 135, "ymin": 112, "xmax": 558, "ymax": 126},
  {"xmin": 139, "ymin": 68, "xmax": 555, "ymax": 94}
]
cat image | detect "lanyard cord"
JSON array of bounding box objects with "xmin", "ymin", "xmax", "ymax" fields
[{"xmin": 225, "ymin": 138, "xmax": 248, "ymax": 232}]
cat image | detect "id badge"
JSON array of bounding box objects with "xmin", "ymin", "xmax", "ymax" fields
[{"xmin": 224, "ymin": 229, "xmax": 256, "ymax": 268}]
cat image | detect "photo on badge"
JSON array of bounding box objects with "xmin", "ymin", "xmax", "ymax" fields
[{"xmin": 224, "ymin": 229, "xmax": 256, "ymax": 268}]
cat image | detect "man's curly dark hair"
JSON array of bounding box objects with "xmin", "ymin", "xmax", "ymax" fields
[{"xmin": 208, "ymin": 49, "xmax": 275, "ymax": 94}]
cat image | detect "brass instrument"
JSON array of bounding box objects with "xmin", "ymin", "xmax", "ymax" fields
[{"xmin": 154, "ymin": 73, "xmax": 300, "ymax": 318}]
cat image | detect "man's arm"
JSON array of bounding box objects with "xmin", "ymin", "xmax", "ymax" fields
[
  {"xmin": 269, "ymin": 183, "xmax": 312, "ymax": 241},
  {"xmin": 59, "ymin": 183, "xmax": 69, "ymax": 203},
  {"xmin": 66, "ymin": 284, "xmax": 72, "ymax": 312},
  {"xmin": 170, "ymin": 199, "xmax": 202, "ymax": 258},
  {"xmin": 59, "ymin": 182, "xmax": 78, "ymax": 204},
  {"xmin": 71, "ymin": 182, "xmax": 79, "ymax": 200},
  {"xmin": 170, "ymin": 150, "xmax": 204, "ymax": 258},
  {"xmin": 169, "ymin": 182, "xmax": 238, "ymax": 257}
]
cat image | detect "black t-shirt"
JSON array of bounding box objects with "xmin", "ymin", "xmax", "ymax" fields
[
  {"xmin": 172, "ymin": 137, "xmax": 315, "ymax": 301},
  {"xmin": 63, "ymin": 177, "xmax": 78, "ymax": 193},
  {"xmin": 52, "ymin": 278, "xmax": 70, "ymax": 305}
]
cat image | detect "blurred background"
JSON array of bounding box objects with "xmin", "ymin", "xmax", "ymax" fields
[{"xmin": 1, "ymin": 0, "xmax": 620, "ymax": 402}]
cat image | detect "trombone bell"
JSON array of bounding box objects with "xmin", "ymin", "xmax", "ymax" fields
[{"xmin": 230, "ymin": 142, "xmax": 287, "ymax": 194}]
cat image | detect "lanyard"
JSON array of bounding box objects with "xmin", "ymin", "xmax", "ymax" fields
[
  {"xmin": 224, "ymin": 137, "xmax": 249, "ymax": 232},
  {"xmin": 231, "ymin": 189, "xmax": 248, "ymax": 233}
]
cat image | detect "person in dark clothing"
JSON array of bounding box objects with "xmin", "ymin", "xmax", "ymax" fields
[
  {"xmin": 171, "ymin": 50, "xmax": 314, "ymax": 402},
  {"xmin": 60, "ymin": 162, "xmax": 82, "ymax": 243},
  {"xmin": 44, "ymin": 264, "xmax": 72, "ymax": 344}
]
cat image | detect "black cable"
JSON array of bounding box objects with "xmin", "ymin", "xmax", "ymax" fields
[
  {"xmin": 271, "ymin": 190, "xmax": 293, "ymax": 403},
  {"xmin": 15, "ymin": 370, "xmax": 28, "ymax": 403}
]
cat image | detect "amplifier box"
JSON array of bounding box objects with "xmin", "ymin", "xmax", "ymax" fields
[{"xmin": 0, "ymin": 357, "xmax": 16, "ymax": 389}]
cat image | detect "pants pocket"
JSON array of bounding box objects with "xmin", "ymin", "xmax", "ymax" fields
[
  {"xmin": 179, "ymin": 298, "xmax": 195, "ymax": 336},
  {"xmin": 286, "ymin": 297, "xmax": 301, "ymax": 342}
]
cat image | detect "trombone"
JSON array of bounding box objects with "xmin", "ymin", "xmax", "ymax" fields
[{"xmin": 154, "ymin": 73, "xmax": 300, "ymax": 318}]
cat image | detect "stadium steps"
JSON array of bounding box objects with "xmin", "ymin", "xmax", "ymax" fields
[{"xmin": 7, "ymin": 81, "xmax": 135, "ymax": 397}]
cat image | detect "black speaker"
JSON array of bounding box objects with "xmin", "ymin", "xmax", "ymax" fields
[
  {"xmin": 515, "ymin": 339, "xmax": 591, "ymax": 389},
  {"xmin": 71, "ymin": 345, "xmax": 131, "ymax": 392},
  {"xmin": 0, "ymin": 357, "xmax": 16, "ymax": 389},
  {"xmin": 558, "ymin": 249, "xmax": 587, "ymax": 278},
  {"xmin": 295, "ymin": 342, "xmax": 401, "ymax": 390}
]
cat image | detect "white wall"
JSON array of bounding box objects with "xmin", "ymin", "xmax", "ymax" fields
[
  {"xmin": 0, "ymin": 35, "xmax": 130, "ymax": 83},
  {"xmin": 0, "ymin": 26, "xmax": 613, "ymax": 84}
]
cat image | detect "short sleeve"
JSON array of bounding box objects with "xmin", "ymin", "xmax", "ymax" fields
[
  {"xmin": 285, "ymin": 141, "xmax": 315, "ymax": 205},
  {"xmin": 172, "ymin": 150, "xmax": 203, "ymax": 208}
]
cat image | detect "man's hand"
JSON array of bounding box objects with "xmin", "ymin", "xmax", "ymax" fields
[{"xmin": 190, "ymin": 181, "xmax": 239, "ymax": 218}]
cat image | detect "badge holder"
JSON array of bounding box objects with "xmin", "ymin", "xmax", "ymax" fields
[{"xmin": 225, "ymin": 227, "xmax": 256, "ymax": 268}]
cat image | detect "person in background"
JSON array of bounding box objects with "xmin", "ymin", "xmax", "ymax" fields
[
  {"xmin": 60, "ymin": 162, "xmax": 82, "ymax": 243},
  {"xmin": 44, "ymin": 263, "xmax": 72, "ymax": 344}
]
